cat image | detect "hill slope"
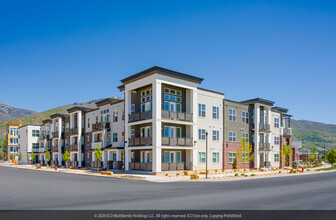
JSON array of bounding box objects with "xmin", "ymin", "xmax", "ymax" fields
[
  {"xmin": 0, "ymin": 98, "xmax": 106, "ymax": 139},
  {"xmin": 0, "ymin": 103, "xmax": 37, "ymax": 121},
  {"xmin": 292, "ymin": 119, "xmax": 336, "ymax": 151}
]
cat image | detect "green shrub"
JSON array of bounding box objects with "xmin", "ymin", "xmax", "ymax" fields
[
  {"xmin": 251, "ymin": 174, "xmax": 256, "ymax": 176},
  {"xmin": 232, "ymin": 159, "xmax": 237, "ymax": 170},
  {"xmin": 244, "ymin": 175, "xmax": 248, "ymax": 177},
  {"xmin": 241, "ymin": 173, "xmax": 244, "ymax": 176},
  {"xmin": 176, "ymin": 173, "xmax": 180, "ymax": 176},
  {"xmin": 235, "ymin": 173, "xmax": 238, "ymax": 177}
]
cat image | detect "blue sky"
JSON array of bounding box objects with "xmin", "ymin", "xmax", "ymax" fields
[{"xmin": 0, "ymin": 0, "xmax": 335, "ymax": 124}]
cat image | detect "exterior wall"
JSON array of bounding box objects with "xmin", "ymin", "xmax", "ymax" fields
[
  {"xmin": 270, "ymin": 111, "xmax": 281, "ymax": 168},
  {"xmin": 18, "ymin": 125, "xmax": 41, "ymax": 164},
  {"xmin": 7, "ymin": 123, "xmax": 21, "ymax": 161},
  {"xmin": 223, "ymin": 100, "xmax": 250, "ymax": 169},
  {"xmin": 196, "ymin": 89, "xmax": 224, "ymax": 170}
]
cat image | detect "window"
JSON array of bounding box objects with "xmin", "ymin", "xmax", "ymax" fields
[
  {"xmin": 198, "ymin": 129, "xmax": 206, "ymax": 140},
  {"xmin": 212, "ymin": 152, "xmax": 219, "ymax": 163},
  {"xmin": 274, "ymin": 153, "xmax": 280, "ymax": 162},
  {"xmin": 229, "ymin": 152, "xmax": 236, "ymax": 163},
  {"xmin": 113, "ymin": 111, "xmax": 118, "ymax": 122},
  {"xmin": 131, "ymin": 104, "xmax": 135, "ymax": 114},
  {"xmin": 213, "ymin": 106, "xmax": 219, "ymax": 119},
  {"xmin": 32, "ymin": 143, "xmax": 39, "ymax": 149},
  {"xmin": 164, "ymin": 126, "xmax": 170, "ymax": 137},
  {"xmin": 113, "ymin": 133, "xmax": 118, "ymax": 142},
  {"xmin": 274, "ymin": 118, "xmax": 280, "ymax": 128},
  {"xmin": 229, "ymin": 109, "xmax": 236, "ymax": 121},
  {"xmin": 229, "ymin": 131, "xmax": 237, "ymax": 142},
  {"xmin": 122, "ymin": 132, "xmax": 125, "ymax": 141},
  {"xmin": 199, "ymin": 152, "xmax": 206, "ymax": 163},
  {"xmin": 242, "ymin": 133, "xmax": 249, "ymax": 142},
  {"xmin": 242, "ymin": 112, "xmax": 249, "ymax": 123},
  {"xmin": 32, "ymin": 130, "xmax": 39, "ymax": 137},
  {"xmin": 87, "ymin": 118, "xmax": 90, "ymax": 128},
  {"xmin": 199, "ymin": 104, "xmax": 206, "ymax": 117},
  {"xmin": 212, "ymin": 130, "xmax": 219, "ymax": 141},
  {"xmin": 274, "ymin": 137, "xmax": 280, "ymax": 145},
  {"xmin": 164, "ymin": 88, "xmax": 181, "ymax": 112}
]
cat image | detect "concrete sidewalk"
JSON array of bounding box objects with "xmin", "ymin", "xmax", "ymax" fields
[{"xmin": 1, "ymin": 162, "xmax": 334, "ymax": 183}]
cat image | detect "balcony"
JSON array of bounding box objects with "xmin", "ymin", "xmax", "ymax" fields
[
  {"xmin": 70, "ymin": 127, "xmax": 78, "ymax": 135},
  {"xmin": 91, "ymin": 142, "xmax": 103, "ymax": 150},
  {"xmin": 259, "ymin": 124, "xmax": 271, "ymax": 132},
  {"xmin": 38, "ymin": 148, "xmax": 45, "ymax": 153},
  {"xmin": 129, "ymin": 137, "xmax": 152, "ymax": 147},
  {"xmin": 52, "ymin": 146, "xmax": 58, "ymax": 152},
  {"xmin": 283, "ymin": 128, "xmax": 292, "ymax": 136},
  {"xmin": 161, "ymin": 137, "xmax": 193, "ymax": 147},
  {"xmin": 259, "ymin": 143, "xmax": 271, "ymax": 151},
  {"xmin": 92, "ymin": 122, "xmax": 103, "ymax": 132},
  {"xmin": 128, "ymin": 111, "xmax": 152, "ymax": 123},
  {"xmin": 161, "ymin": 111, "xmax": 193, "ymax": 122},
  {"xmin": 129, "ymin": 162, "xmax": 152, "ymax": 171},
  {"xmin": 161, "ymin": 162, "xmax": 188, "ymax": 171},
  {"xmin": 70, "ymin": 144, "xmax": 78, "ymax": 151},
  {"xmin": 260, "ymin": 161, "xmax": 271, "ymax": 168},
  {"xmin": 105, "ymin": 122, "xmax": 110, "ymax": 130},
  {"xmin": 52, "ymin": 131, "xmax": 59, "ymax": 138}
]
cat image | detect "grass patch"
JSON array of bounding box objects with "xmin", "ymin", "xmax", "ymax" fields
[{"xmin": 317, "ymin": 165, "xmax": 336, "ymax": 171}]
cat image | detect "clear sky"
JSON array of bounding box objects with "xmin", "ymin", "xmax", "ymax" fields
[{"xmin": 0, "ymin": 0, "xmax": 335, "ymax": 124}]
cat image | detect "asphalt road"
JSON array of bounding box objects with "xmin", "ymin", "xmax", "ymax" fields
[{"xmin": 1, "ymin": 166, "xmax": 336, "ymax": 210}]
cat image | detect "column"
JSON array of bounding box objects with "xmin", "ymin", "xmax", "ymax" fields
[
  {"xmin": 77, "ymin": 111, "xmax": 82, "ymax": 167},
  {"xmin": 124, "ymin": 89, "xmax": 131, "ymax": 171},
  {"xmin": 191, "ymin": 88, "xmax": 198, "ymax": 171},
  {"xmin": 254, "ymin": 104, "xmax": 260, "ymax": 169},
  {"xmin": 58, "ymin": 117, "xmax": 63, "ymax": 166},
  {"xmin": 152, "ymin": 80, "xmax": 162, "ymax": 173}
]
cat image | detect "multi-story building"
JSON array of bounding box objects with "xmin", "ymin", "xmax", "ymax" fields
[
  {"xmin": 6, "ymin": 122, "xmax": 22, "ymax": 161},
  {"xmin": 13, "ymin": 66, "xmax": 293, "ymax": 172},
  {"xmin": 18, "ymin": 124, "xmax": 41, "ymax": 164}
]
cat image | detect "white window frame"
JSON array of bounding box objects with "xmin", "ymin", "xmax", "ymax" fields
[
  {"xmin": 198, "ymin": 129, "xmax": 206, "ymax": 140},
  {"xmin": 229, "ymin": 109, "xmax": 236, "ymax": 121},
  {"xmin": 212, "ymin": 130, "xmax": 219, "ymax": 141},
  {"xmin": 212, "ymin": 106, "xmax": 219, "ymax": 119},
  {"xmin": 229, "ymin": 131, "xmax": 237, "ymax": 142},
  {"xmin": 199, "ymin": 152, "xmax": 206, "ymax": 163},
  {"xmin": 199, "ymin": 104, "xmax": 206, "ymax": 117},
  {"xmin": 229, "ymin": 152, "xmax": 236, "ymax": 163}
]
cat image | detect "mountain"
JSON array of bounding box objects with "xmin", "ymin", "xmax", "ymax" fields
[
  {"xmin": 0, "ymin": 103, "xmax": 37, "ymax": 121},
  {"xmin": 0, "ymin": 98, "xmax": 110, "ymax": 139},
  {"xmin": 292, "ymin": 119, "xmax": 336, "ymax": 152}
]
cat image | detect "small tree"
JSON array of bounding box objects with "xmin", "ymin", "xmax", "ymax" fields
[
  {"xmin": 281, "ymin": 144, "xmax": 292, "ymax": 173},
  {"xmin": 0, "ymin": 138, "xmax": 7, "ymax": 160},
  {"xmin": 31, "ymin": 151, "xmax": 35, "ymax": 164},
  {"xmin": 18, "ymin": 151, "xmax": 22, "ymax": 161},
  {"xmin": 95, "ymin": 147, "xmax": 102, "ymax": 172},
  {"xmin": 63, "ymin": 150, "xmax": 70, "ymax": 169},
  {"xmin": 10, "ymin": 153, "xmax": 14, "ymax": 161},
  {"xmin": 235, "ymin": 137, "xmax": 254, "ymax": 174},
  {"xmin": 309, "ymin": 146, "xmax": 318, "ymax": 165},
  {"xmin": 45, "ymin": 149, "xmax": 51, "ymax": 165},
  {"xmin": 325, "ymin": 148, "xmax": 336, "ymax": 167}
]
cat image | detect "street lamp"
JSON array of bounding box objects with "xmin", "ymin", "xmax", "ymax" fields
[{"xmin": 205, "ymin": 131, "xmax": 208, "ymax": 179}]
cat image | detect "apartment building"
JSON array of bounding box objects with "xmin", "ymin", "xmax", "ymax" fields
[
  {"xmin": 18, "ymin": 124, "xmax": 42, "ymax": 164},
  {"xmin": 12, "ymin": 66, "xmax": 292, "ymax": 172},
  {"xmin": 6, "ymin": 122, "xmax": 22, "ymax": 160}
]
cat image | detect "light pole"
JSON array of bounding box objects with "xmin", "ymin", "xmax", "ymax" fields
[{"xmin": 205, "ymin": 131, "xmax": 208, "ymax": 179}]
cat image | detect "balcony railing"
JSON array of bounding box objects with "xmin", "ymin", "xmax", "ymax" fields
[
  {"xmin": 70, "ymin": 127, "xmax": 78, "ymax": 135},
  {"xmin": 129, "ymin": 162, "xmax": 152, "ymax": 171},
  {"xmin": 52, "ymin": 131, "xmax": 59, "ymax": 138},
  {"xmin": 260, "ymin": 161, "xmax": 271, "ymax": 168},
  {"xmin": 92, "ymin": 122, "xmax": 103, "ymax": 132},
  {"xmin": 161, "ymin": 162, "xmax": 187, "ymax": 171},
  {"xmin": 161, "ymin": 111, "xmax": 193, "ymax": 122},
  {"xmin": 129, "ymin": 137, "xmax": 152, "ymax": 147},
  {"xmin": 161, "ymin": 137, "xmax": 193, "ymax": 147},
  {"xmin": 283, "ymin": 128, "xmax": 292, "ymax": 136},
  {"xmin": 105, "ymin": 122, "xmax": 110, "ymax": 129},
  {"xmin": 259, "ymin": 143, "xmax": 271, "ymax": 151},
  {"xmin": 70, "ymin": 144, "xmax": 78, "ymax": 151},
  {"xmin": 52, "ymin": 146, "xmax": 58, "ymax": 152},
  {"xmin": 128, "ymin": 111, "xmax": 152, "ymax": 123},
  {"xmin": 259, "ymin": 124, "xmax": 271, "ymax": 132}
]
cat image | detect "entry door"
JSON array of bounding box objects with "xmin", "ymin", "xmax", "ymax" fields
[{"xmin": 74, "ymin": 153, "xmax": 78, "ymax": 161}]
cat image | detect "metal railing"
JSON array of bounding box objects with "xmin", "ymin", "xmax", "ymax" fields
[
  {"xmin": 70, "ymin": 127, "xmax": 78, "ymax": 135},
  {"xmin": 92, "ymin": 122, "xmax": 103, "ymax": 131},
  {"xmin": 283, "ymin": 128, "xmax": 292, "ymax": 136},
  {"xmin": 129, "ymin": 137, "xmax": 152, "ymax": 146},
  {"xmin": 161, "ymin": 137, "xmax": 193, "ymax": 147},
  {"xmin": 129, "ymin": 162, "xmax": 152, "ymax": 171},
  {"xmin": 161, "ymin": 111, "xmax": 193, "ymax": 122},
  {"xmin": 128, "ymin": 111, "xmax": 153, "ymax": 123},
  {"xmin": 259, "ymin": 143, "xmax": 271, "ymax": 151},
  {"xmin": 259, "ymin": 124, "xmax": 271, "ymax": 132}
]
